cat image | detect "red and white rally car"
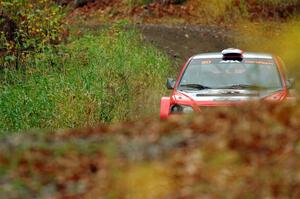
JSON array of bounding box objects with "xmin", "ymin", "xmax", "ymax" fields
[{"xmin": 160, "ymin": 48, "xmax": 295, "ymax": 119}]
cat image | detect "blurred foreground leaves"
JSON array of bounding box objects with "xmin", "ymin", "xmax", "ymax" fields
[{"xmin": 1, "ymin": 102, "xmax": 300, "ymax": 198}]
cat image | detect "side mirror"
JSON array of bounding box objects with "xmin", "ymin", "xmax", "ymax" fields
[
  {"xmin": 286, "ymin": 78, "xmax": 295, "ymax": 89},
  {"xmin": 166, "ymin": 78, "xmax": 176, "ymax": 90}
]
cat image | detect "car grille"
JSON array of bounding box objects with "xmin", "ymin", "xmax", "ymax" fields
[{"xmin": 198, "ymin": 106, "xmax": 234, "ymax": 112}]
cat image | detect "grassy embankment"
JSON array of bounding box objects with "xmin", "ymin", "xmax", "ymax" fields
[{"xmin": 0, "ymin": 24, "xmax": 171, "ymax": 134}]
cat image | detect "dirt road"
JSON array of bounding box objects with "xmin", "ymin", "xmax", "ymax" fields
[{"xmin": 138, "ymin": 24, "xmax": 235, "ymax": 66}]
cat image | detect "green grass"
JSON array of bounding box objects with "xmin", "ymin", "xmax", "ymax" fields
[{"xmin": 0, "ymin": 24, "xmax": 171, "ymax": 133}]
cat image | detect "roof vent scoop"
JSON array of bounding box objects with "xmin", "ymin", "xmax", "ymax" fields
[{"xmin": 222, "ymin": 48, "xmax": 243, "ymax": 61}]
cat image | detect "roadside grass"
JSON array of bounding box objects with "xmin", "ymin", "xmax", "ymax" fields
[{"xmin": 0, "ymin": 24, "xmax": 171, "ymax": 134}]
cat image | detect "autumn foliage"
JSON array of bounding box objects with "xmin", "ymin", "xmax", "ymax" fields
[
  {"xmin": 0, "ymin": 0, "xmax": 65, "ymax": 69},
  {"xmin": 1, "ymin": 102, "xmax": 300, "ymax": 198}
]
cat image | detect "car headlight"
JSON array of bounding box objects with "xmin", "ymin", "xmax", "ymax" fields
[
  {"xmin": 171, "ymin": 104, "xmax": 194, "ymax": 114},
  {"xmin": 263, "ymin": 91, "xmax": 285, "ymax": 101}
]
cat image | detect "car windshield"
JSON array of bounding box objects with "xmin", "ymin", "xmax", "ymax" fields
[{"xmin": 178, "ymin": 58, "xmax": 283, "ymax": 90}]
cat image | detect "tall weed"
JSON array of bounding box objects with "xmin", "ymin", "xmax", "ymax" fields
[{"xmin": 0, "ymin": 25, "xmax": 170, "ymax": 133}]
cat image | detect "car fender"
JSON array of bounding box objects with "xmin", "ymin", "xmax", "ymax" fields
[{"xmin": 160, "ymin": 97, "xmax": 171, "ymax": 119}]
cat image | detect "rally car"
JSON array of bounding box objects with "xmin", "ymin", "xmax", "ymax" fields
[{"xmin": 160, "ymin": 48, "xmax": 295, "ymax": 119}]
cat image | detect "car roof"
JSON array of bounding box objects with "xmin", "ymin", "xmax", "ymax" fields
[{"xmin": 192, "ymin": 52, "xmax": 273, "ymax": 60}]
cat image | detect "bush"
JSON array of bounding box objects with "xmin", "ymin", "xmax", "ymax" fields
[
  {"xmin": 0, "ymin": 25, "xmax": 170, "ymax": 133},
  {"xmin": 1, "ymin": 103, "xmax": 300, "ymax": 198},
  {"xmin": 188, "ymin": 0, "xmax": 300, "ymax": 24},
  {"xmin": 124, "ymin": 0, "xmax": 186, "ymax": 7},
  {"xmin": 0, "ymin": 0, "xmax": 66, "ymax": 69},
  {"xmin": 125, "ymin": 0, "xmax": 155, "ymax": 7}
]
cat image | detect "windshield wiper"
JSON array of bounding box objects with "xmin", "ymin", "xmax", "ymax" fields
[
  {"xmin": 218, "ymin": 84, "xmax": 268, "ymax": 90},
  {"xmin": 179, "ymin": 84, "xmax": 212, "ymax": 90}
]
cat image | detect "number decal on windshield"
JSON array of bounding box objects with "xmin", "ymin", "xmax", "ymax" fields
[
  {"xmin": 245, "ymin": 60, "xmax": 273, "ymax": 65},
  {"xmin": 201, "ymin": 60, "xmax": 212, "ymax": 64}
]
